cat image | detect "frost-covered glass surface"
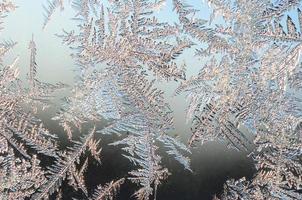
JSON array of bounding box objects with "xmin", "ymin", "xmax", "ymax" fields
[{"xmin": 0, "ymin": 0, "xmax": 301, "ymax": 200}]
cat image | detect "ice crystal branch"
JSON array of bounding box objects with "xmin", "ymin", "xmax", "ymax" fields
[
  {"xmin": 0, "ymin": 150, "xmax": 46, "ymax": 200},
  {"xmin": 32, "ymin": 127, "xmax": 101, "ymax": 199},
  {"xmin": 174, "ymin": 0, "xmax": 302, "ymax": 148},
  {"xmin": 42, "ymin": 0, "xmax": 64, "ymax": 29},
  {"xmin": 0, "ymin": 2, "xmax": 58, "ymax": 199},
  {"xmin": 0, "ymin": 1, "xmax": 124, "ymax": 199},
  {"xmin": 173, "ymin": 0, "xmax": 302, "ymax": 199},
  {"xmin": 52, "ymin": 1, "xmax": 192, "ymax": 199},
  {"xmin": 26, "ymin": 35, "xmax": 67, "ymax": 112},
  {"xmin": 90, "ymin": 178, "xmax": 125, "ymax": 200}
]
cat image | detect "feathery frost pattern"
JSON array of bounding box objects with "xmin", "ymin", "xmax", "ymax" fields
[
  {"xmin": 53, "ymin": 0, "xmax": 192, "ymax": 199},
  {"xmin": 173, "ymin": 0, "xmax": 302, "ymax": 199},
  {"xmin": 0, "ymin": 0, "xmax": 301, "ymax": 199},
  {"xmin": 0, "ymin": 1, "xmax": 122, "ymax": 199}
]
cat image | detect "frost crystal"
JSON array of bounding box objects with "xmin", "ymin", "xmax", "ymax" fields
[
  {"xmin": 173, "ymin": 0, "xmax": 302, "ymax": 199},
  {"xmin": 52, "ymin": 0, "xmax": 192, "ymax": 199},
  {"xmin": 0, "ymin": 0, "xmax": 301, "ymax": 199}
]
